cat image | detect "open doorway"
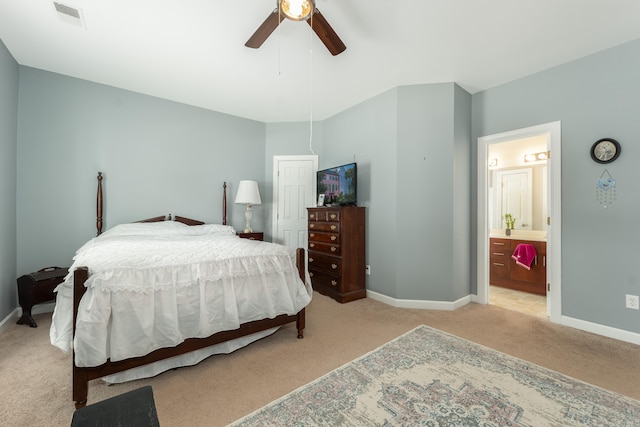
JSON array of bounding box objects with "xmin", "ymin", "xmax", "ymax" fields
[
  {"xmin": 476, "ymin": 122, "xmax": 562, "ymax": 323},
  {"xmin": 487, "ymin": 137, "xmax": 547, "ymax": 317}
]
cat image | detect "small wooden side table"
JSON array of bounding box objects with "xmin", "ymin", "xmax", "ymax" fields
[
  {"xmin": 17, "ymin": 266, "xmax": 68, "ymax": 327},
  {"xmin": 237, "ymin": 232, "xmax": 264, "ymax": 241}
]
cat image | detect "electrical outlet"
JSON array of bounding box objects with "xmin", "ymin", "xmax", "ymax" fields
[
  {"xmin": 365, "ymin": 265, "xmax": 371, "ymax": 275},
  {"xmin": 626, "ymin": 294, "xmax": 639, "ymax": 310}
]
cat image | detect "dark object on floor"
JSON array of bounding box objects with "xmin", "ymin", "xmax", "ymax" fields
[
  {"xmin": 16, "ymin": 266, "xmax": 68, "ymax": 327},
  {"xmin": 70, "ymin": 386, "xmax": 160, "ymax": 427}
]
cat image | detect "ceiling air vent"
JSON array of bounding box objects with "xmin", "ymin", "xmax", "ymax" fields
[
  {"xmin": 53, "ymin": 2, "xmax": 85, "ymax": 28},
  {"xmin": 54, "ymin": 2, "xmax": 79, "ymax": 18}
]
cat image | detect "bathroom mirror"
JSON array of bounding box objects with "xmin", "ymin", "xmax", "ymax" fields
[{"xmin": 488, "ymin": 138, "xmax": 548, "ymax": 232}]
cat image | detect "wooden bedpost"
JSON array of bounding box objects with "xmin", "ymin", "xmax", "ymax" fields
[
  {"xmin": 73, "ymin": 267, "xmax": 90, "ymax": 408},
  {"xmin": 96, "ymin": 172, "xmax": 103, "ymax": 236},
  {"xmin": 295, "ymin": 248, "xmax": 306, "ymax": 339},
  {"xmin": 223, "ymin": 181, "xmax": 227, "ymax": 225}
]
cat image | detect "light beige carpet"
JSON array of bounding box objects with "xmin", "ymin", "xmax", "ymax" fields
[{"xmin": 1, "ymin": 292, "xmax": 639, "ymax": 426}]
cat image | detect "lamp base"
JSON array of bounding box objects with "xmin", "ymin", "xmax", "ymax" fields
[{"xmin": 244, "ymin": 204, "xmax": 253, "ymax": 233}]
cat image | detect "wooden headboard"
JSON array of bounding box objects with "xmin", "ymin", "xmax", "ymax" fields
[{"xmin": 95, "ymin": 172, "xmax": 227, "ymax": 236}]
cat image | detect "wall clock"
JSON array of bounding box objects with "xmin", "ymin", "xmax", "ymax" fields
[{"xmin": 590, "ymin": 138, "xmax": 621, "ymax": 164}]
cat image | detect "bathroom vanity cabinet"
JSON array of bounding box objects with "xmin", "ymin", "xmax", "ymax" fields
[{"xmin": 490, "ymin": 238, "xmax": 546, "ymax": 295}]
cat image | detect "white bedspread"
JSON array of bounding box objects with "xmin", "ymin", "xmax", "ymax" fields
[{"xmin": 50, "ymin": 221, "xmax": 312, "ymax": 382}]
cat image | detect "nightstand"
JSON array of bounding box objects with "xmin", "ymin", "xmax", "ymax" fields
[{"xmin": 237, "ymin": 232, "xmax": 264, "ymax": 241}]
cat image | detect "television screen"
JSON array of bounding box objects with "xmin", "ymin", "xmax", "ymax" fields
[{"xmin": 317, "ymin": 162, "xmax": 357, "ymax": 206}]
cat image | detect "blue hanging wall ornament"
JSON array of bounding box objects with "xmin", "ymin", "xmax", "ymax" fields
[{"xmin": 596, "ymin": 169, "xmax": 616, "ymax": 208}]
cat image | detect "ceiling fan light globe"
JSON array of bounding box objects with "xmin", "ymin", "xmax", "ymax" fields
[{"xmin": 280, "ymin": 0, "xmax": 315, "ymax": 21}]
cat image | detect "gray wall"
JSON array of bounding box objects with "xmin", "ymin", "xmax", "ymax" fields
[
  {"xmin": 0, "ymin": 40, "xmax": 18, "ymax": 321},
  {"xmin": 472, "ymin": 38, "xmax": 640, "ymax": 333},
  {"xmin": 16, "ymin": 67, "xmax": 266, "ymax": 275},
  {"xmin": 323, "ymin": 89, "xmax": 398, "ymax": 297},
  {"xmin": 322, "ymin": 83, "xmax": 471, "ymax": 301}
]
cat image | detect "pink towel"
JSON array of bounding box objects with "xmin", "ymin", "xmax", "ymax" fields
[{"xmin": 512, "ymin": 243, "xmax": 537, "ymax": 270}]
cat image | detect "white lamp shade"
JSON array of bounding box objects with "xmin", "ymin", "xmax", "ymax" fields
[{"xmin": 234, "ymin": 180, "xmax": 262, "ymax": 205}]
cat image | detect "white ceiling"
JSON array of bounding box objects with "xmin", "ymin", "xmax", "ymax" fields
[{"xmin": 2, "ymin": 0, "xmax": 640, "ymax": 123}]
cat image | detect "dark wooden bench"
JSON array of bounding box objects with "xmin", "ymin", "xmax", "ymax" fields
[{"xmin": 16, "ymin": 266, "xmax": 68, "ymax": 327}]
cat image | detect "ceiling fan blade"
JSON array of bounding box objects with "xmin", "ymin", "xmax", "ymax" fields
[
  {"xmin": 245, "ymin": 10, "xmax": 285, "ymax": 49},
  {"xmin": 307, "ymin": 9, "xmax": 346, "ymax": 56}
]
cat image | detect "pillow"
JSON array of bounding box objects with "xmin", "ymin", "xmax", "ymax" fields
[
  {"xmin": 99, "ymin": 221, "xmax": 188, "ymax": 238},
  {"xmin": 180, "ymin": 224, "xmax": 237, "ymax": 236}
]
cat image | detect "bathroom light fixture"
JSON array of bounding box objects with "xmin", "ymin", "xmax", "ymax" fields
[
  {"xmin": 280, "ymin": 0, "xmax": 315, "ymax": 21},
  {"xmin": 235, "ymin": 180, "xmax": 262, "ymax": 233},
  {"xmin": 524, "ymin": 151, "xmax": 548, "ymax": 162}
]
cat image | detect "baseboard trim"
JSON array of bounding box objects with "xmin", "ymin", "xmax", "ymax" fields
[
  {"xmin": 471, "ymin": 294, "xmax": 638, "ymax": 345},
  {"xmin": 0, "ymin": 303, "xmax": 55, "ymax": 336},
  {"xmin": 366, "ymin": 290, "xmax": 471, "ymax": 311},
  {"xmin": 558, "ymin": 314, "xmax": 640, "ymax": 346},
  {"xmin": 0, "ymin": 307, "xmax": 20, "ymax": 335}
]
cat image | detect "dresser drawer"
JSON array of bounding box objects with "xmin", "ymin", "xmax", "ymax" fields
[
  {"xmin": 308, "ymin": 253, "xmax": 342, "ymax": 275},
  {"xmin": 490, "ymin": 260, "xmax": 510, "ymax": 280},
  {"xmin": 325, "ymin": 210, "xmax": 340, "ymax": 222},
  {"xmin": 308, "ymin": 211, "xmax": 326, "ymax": 221},
  {"xmin": 308, "ymin": 221, "xmax": 340, "ymax": 232},
  {"xmin": 489, "ymin": 247, "xmax": 509, "ymax": 261},
  {"xmin": 309, "ymin": 269, "xmax": 341, "ymax": 290},
  {"xmin": 308, "ymin": 210, "xmax": 341, "ymax": 222},
  {"xmin": 308, "ymin": 231, "xmax": 339, "ymax": 244},
  {"xmin": 490, "ymin": 238, "xmax": 510, "ymax": 250},
  {"xmin": 308, "ymin": 241, "xmax": 340, "ymax": 255}
]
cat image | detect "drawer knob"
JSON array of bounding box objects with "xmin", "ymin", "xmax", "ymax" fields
[
  {"xmin": 309, "ymin": 272, "xmax": 314, "ymax": 277},
  {"xmin": 310, "ymin": 214, "xmax": 315, "ymax": 219},
  {"xmin": 331, "ymin": 236, "xmax": 337, "ymax": 241},
  {"xmin": 330, "ymin": 225, "xmax": 337, "ymax": 230},
  {"xmin": 492, "ymin": 252, "xmax": 504, "ymax": 256},
  {"xmin": 310, "ymin": 243, "xmax": 315, "ymax": 248},
  {"xmin": 309, "ymin": 258, "xmax": 314, "ymax": 263},
  {"xmin": 330, "ymin": 247, "xmax": 336, "ymax": 252},
  {"xmin": 493, "ymin": 262, "xmax": 505, "ymax": 266},
  {"xmin": 331, "ymin": 280, "xmax": 337, "ymax": 286},
  {"xmin": 330, "ymin": 214, "xmax": 336, "ymax": 219},
  {"xmin": 310, "ymin": 233, "xmax": 315, "ymax": 237},
  {"xmin": 493, "ymin": 242, "xmax": 505, "ymax": 246},
  {"xmin": 331, "ymin": 264, "xmax": 337, "ymax": 269},
  {"xmin": 310, "ymin": 224, "xmax": 315, "ymax": 228}
]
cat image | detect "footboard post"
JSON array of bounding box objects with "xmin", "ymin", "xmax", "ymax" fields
[
  {"xmin": 295, "ymin": 248, "xmax": 306, "ymax": 339},
  {"xmin": 296, "ymin": 309, "xmax": 306, "ymax": 339},
  {"xmin": 73, "ymin": 268, "xmax": 89, "ymax": 408}
]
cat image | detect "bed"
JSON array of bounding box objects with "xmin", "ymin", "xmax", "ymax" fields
[{"xmin": 50, "ymin": 173, "xmax": 311, "ymax": 408}]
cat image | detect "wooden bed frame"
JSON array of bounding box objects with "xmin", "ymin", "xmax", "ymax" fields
[{"xmin": 71, "ymin": 172, "xmax": 306, "ymax": 408}]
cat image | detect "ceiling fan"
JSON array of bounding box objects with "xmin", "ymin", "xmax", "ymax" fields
[{"xmin": 245, "ymin": 0, "xmax": 346, "ymax": 56}]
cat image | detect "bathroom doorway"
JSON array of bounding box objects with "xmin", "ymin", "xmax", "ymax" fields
[{"xmin": 476, "ymin": 122, "xmax": 562, "ymax": 323}]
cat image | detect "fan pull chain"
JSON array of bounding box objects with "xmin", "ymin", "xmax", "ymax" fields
[
  {"xmin": 308, "ymin": 12, "xmax": 315, "ymax": 155},
  {"xmin": 277, "ymin": 7, "xmax": 282, "ymax": 76}
]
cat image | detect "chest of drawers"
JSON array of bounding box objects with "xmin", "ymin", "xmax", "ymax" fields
[{"xmin": 307, "ymin": 206, "xmax": 366, "ymax": 303}]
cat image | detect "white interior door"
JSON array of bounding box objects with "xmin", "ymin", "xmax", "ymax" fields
[
  {"xmin": 272, "ymin": 155, "xmax": 317, "ymax": 250},
  {"xmin": 496, "ymin": 168, "xmax": 532, "ymax": 230}
]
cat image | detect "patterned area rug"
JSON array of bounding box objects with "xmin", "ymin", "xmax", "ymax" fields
[{"xmin": 230, "ymin": 325, "xmax": 640, "ymax": 426}]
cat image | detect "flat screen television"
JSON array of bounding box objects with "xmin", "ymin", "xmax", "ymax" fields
[{"xmin": 317, "ymin": 162, "xmax": 357, "ymax": 206}]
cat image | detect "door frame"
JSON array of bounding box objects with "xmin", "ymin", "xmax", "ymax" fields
[{"xmin": 476, "ymin": 121, "xmax": 562, "ymax": 323}]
